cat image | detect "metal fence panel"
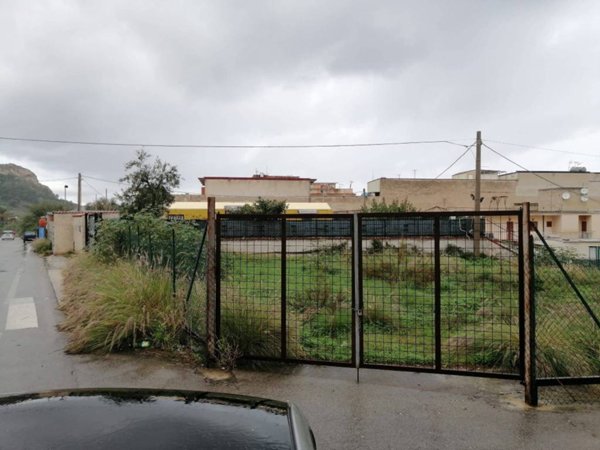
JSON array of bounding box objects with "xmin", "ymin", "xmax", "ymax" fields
[
  {"xmin": 533, "ymin": 229, "xmax": 600, "ymax": 404},
  {"xmin": 216, "ymin": 211, "xmax": 522, "ymax": 378},
  {"xmin": 359, "ymin": 212, "xmax": 522, "ymax": 377}
]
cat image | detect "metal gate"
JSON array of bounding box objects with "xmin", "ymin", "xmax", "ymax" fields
[{"xmin": 216, "ymin": 210, "xmax": 524, "ymax": 379}]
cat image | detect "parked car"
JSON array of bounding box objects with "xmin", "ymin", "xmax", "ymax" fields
[
  {"xmin": 23, "ymin": 231, "xmax": 37, "ymax": 242},
  {"xmin": 1, "ymin": 230, "xmax": 15, "ymax": 240},
  {"xmin": 0, "ymin": 388, "xmax": 317, "ymax": 449}
]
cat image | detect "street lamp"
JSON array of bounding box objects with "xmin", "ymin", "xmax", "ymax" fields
[{"xmin": 64, "ymin": 185, "xmax": 68, "ymax": 201}]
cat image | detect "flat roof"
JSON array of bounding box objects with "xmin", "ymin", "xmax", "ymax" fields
[
  {"xmin": 199, "ymin": 175, "xmax": 316, "ymax": 184},
  {"xmin": 169, "ymin": 201, "xmax": 331, "ymax": 210}
]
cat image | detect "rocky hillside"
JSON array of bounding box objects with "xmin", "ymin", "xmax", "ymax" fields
[{"xmin": 0, "ymin": 163, "xmax": 62, "ymax": 213}]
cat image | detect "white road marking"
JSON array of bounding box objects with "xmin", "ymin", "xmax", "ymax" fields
[
  {"xmin": 5, "ymin": 267, "xmax": 24, "ymax": 302},
  {"xmin": 5, "ymin": 297, "xmax": 38, "ymax": 330}
]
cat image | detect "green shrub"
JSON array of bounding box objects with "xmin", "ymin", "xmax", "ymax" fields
[
  {"xmin": 306, "ymin": 312, "xmax": 352, "ymax": 338},
  {"xmin": 368, "ymin": 239, "xmax": 384, "ymax": 254},
  {"xmin": 289, "ymin": 284, "xmax": 347, "ymax": 313},
  {"xmin": 364, "ymin": 303, "xmax": 401, "ymax": 332},
  {"xmin": 93, "ymin": 214, "xmax": 204, "ymax": 277},
  {"xmin": 220, "ymin": 307, "xmax": 281, "ymax": 358},
  {"xmin": 364, "ymin": 260, "xmax": 400, "ymax": 282},
  {"xmin": 32, "ymin": 238, "xmax": 52, "ymax": 256}
]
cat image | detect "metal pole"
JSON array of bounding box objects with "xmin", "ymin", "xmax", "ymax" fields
[
  {"xmin": 281, "ymin": 216, "xmax": 287, "ymax": 360},
  {"xmin": 206, "ymin": 197, "xmax": 217, "ymax": 362},
  {"xmin": 77, "ymin": 173, "xmax": 82, "ymax": 212},
  {"xmin": 473, "ymin": 130, "xmax": 482, "ymax": 256},
  {"xmin": 434, "ymin": 216, "xmax": 441, "ymax": 370},
  {"xmin": 522, "ymin": 202, "xmax": 538, "ymax": 406},
  {"xmin": 353, "ymin": 213, "xmax": 361, "ymax": 383},
  {"xmin": 171, "ymin": 228, "xmax": 176, "ymax": 297}
]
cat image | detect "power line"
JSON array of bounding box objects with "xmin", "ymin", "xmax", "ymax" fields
[
  {"xmin": 82, "ymin": 174, "xmax": 123, "ymax": 185},
  {"xmin": 0, "ymin": 135, "xmax": 470, "ymax": 149},
  {"xmin": 482, "ymin": 143, "xmax": 564, "ymax": 189},
  {"xmin": 483, "ymin": 142, "xmax": 600, "ymax": 208},
  {"xmin": 82, "ymin": 177, "xmax": 103, "ymax": 197},
  {"xmin": 485, "ymin": 139, "xmax": 600, "ymax": 159},
  {"xmin": 434, "ymin": 142, "xmax": 476, "ymax": 179},
  {"xmin": 38, "ymin": 176, "xmax": 78, "ymax": 183}
]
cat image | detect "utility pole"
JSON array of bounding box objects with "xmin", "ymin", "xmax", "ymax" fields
[
  {"xmin": 473, "ymin": 131, "xmax": 482, "ymax": 256},
  {"xmin": 77, "ymin": 173, "xmax": 82, "ymax": 211}
]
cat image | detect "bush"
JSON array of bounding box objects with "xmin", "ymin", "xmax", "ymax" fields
[
  {"xmin": 364, "ymin": 303, "xmax": 401, "ymax": 332},
  {"xmin": 32, "ymin": 238, "xmax": 52, "ymax": 256},
  {"xmin": 59, "ymin": 253, "xmax": 189, "ymax": 353},
  {"xmin": 364, "ymin": 260, "xmax": 399, "ymax": 282},
  {"xmin": 368, "ymin": 239, "xmax": 384, "ymax": 254},
  {"xmin": 289, "ymin": 284, "xmax": 347, "ymax": 313},
  {"xmin": 93, "ymin": 214, "xmax": 205, "ymax": 277},
  {"xmin": 220, "ymin": 306, "xmax": 281, "ymax": 358}
]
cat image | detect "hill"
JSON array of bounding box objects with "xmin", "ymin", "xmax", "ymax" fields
[{"xmin": 0, "ymin": 164, "xmax": 65, "ymax": 215}]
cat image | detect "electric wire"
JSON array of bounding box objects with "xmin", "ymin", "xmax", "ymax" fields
[
  {"xmin": 483, "ymin": 143, "xmax": 565, "ymax": 189},
  {"xmin": 82, "ymin": 177, "xmax": 103, "ymax": 197},
  {"xmin": 38, "ymin": 176, "xmax": 78, "ymax": 183},
  {"xmin": 486, "ymin": 139, "xmax": 600, "ymax": 159},
  {"xmin": 483, "ymin": 142, "xmax": 600, "ymax": 208},
  {"xmin": 82, "ymin": 174, "xmax": 123, "ymax": 185},
  {"xmin": 0, "ymin": 135, "xmax": 470, "ymax": 149},
  {"xmin": 435, "ymin": 142, "xmax": 476, "ymax": 179}
]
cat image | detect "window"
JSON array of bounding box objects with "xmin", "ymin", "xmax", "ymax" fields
[{"xmin": 546, "ymin": 221, "xmax": 552, "ymax": 228}]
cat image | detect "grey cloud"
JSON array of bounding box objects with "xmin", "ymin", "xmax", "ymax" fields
[{"xmin": 1, "ymin": 0, "xmax": 599, "ymax": 204}]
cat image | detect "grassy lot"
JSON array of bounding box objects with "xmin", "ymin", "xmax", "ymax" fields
[{"xmin": 220, "ymin": 243, "xmax": 600, "ymax": 376}]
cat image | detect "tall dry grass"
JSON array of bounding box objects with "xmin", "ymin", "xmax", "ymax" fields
[{"xmin": 59, "ymin": 253, "xmax": 191, "ymax": 353}]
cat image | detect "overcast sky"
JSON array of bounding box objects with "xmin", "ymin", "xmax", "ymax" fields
[{"xmin": 1, "ymin": 1, "xmax": 599, "ymax": 203}]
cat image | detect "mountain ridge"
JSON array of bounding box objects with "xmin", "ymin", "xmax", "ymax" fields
[{"xmin": 0, "ymin": 163, "xmax": 62, "ymax": 214}]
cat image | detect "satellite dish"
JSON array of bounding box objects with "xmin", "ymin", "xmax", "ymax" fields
[
  {"xmin": 561, "ymin": 192, "xmax": 571, "ymax": 200},
  {"xmin": 581, "ymin": 196, "xmax": 589, "ymax": 202},
  {"xmin": 581, "ymin": 187, "xmax": 589, "ymax": 195}
]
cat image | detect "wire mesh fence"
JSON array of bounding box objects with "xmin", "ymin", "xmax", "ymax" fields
[
  {"xmin": 216, "ymin": 211, "xmax": 522, "ymax": 376},
  {"xmin": 360, "ymin": 213, "xmax": 522, "ymax": 376},
  {"xmin": 216, "ymin": 215, "xmax": 354, "ymax": 364},
  {"xmin": 533, "ymin": 231, "xmax": 600, "ymax": 405},
  {"xmin": 92, "ymin": 217, "xmax": 208, "ymax": 342}
]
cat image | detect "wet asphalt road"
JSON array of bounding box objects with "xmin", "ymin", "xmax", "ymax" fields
[
  {"xmin": 1, "ymin": 243, "xmax": 599, "ymax": 449},
  {"xmin": 0, "ymin": 239, "xmax": 80, "ymax": 393}
]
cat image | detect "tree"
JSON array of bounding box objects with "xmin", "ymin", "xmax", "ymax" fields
[
  {"xmin": 237, "ymin": 197, "xmax": 287, "ymax": 214},
  {"xmin": 361, "ymin": 198, "xmax": 417, "ymax": 213},
  {"xmin": 18, "ymin": 201, "xmax": 69, "ymax": 233},
  {"xmin": 117, "ymin": 150, "xmax": 180, "ymax": 217},
  {"xmin": 85, "ymin": 197, "xmax": 120, "ymax": 211}
]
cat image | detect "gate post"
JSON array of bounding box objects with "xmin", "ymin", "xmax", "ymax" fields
[
  {"xmin": 206, "ymin": 197, "xmax": 217, "ymax": 363},
  {"xmin": 521, "ymin": 202, "xmax": 538, "ymax": 406},
  {"xmin": 353, "ymin": 213, "xmax": 362, "ymax": 382}
]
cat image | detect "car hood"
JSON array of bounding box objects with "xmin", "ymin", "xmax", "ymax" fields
[{"xmin": 0, "ymin": 388, "xmax": 301, "ymax": 450}]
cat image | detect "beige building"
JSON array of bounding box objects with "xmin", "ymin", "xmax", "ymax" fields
[
  {"xmin": 367, "ymin": 169, "xmax": 600, "ymax": 257},
  {"xmin": 47, "ymin": 211, "xmax": 119, "ymax": 255},
  {"xmin": 199, "ymin": 175, "xmax": 316, "ymax": 202}
]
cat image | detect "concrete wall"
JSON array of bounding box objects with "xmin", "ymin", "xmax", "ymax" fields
[
  {"xmin": 51, "ymin": 211, "xmax": 120, "ymax": 255},
  {"xmin": 52, "ymin": 214, "xmax": 75, "ymax": 255},
  {"xmin": 72, "ymin": 215, "xmax": 86, "ymax": 252}
]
